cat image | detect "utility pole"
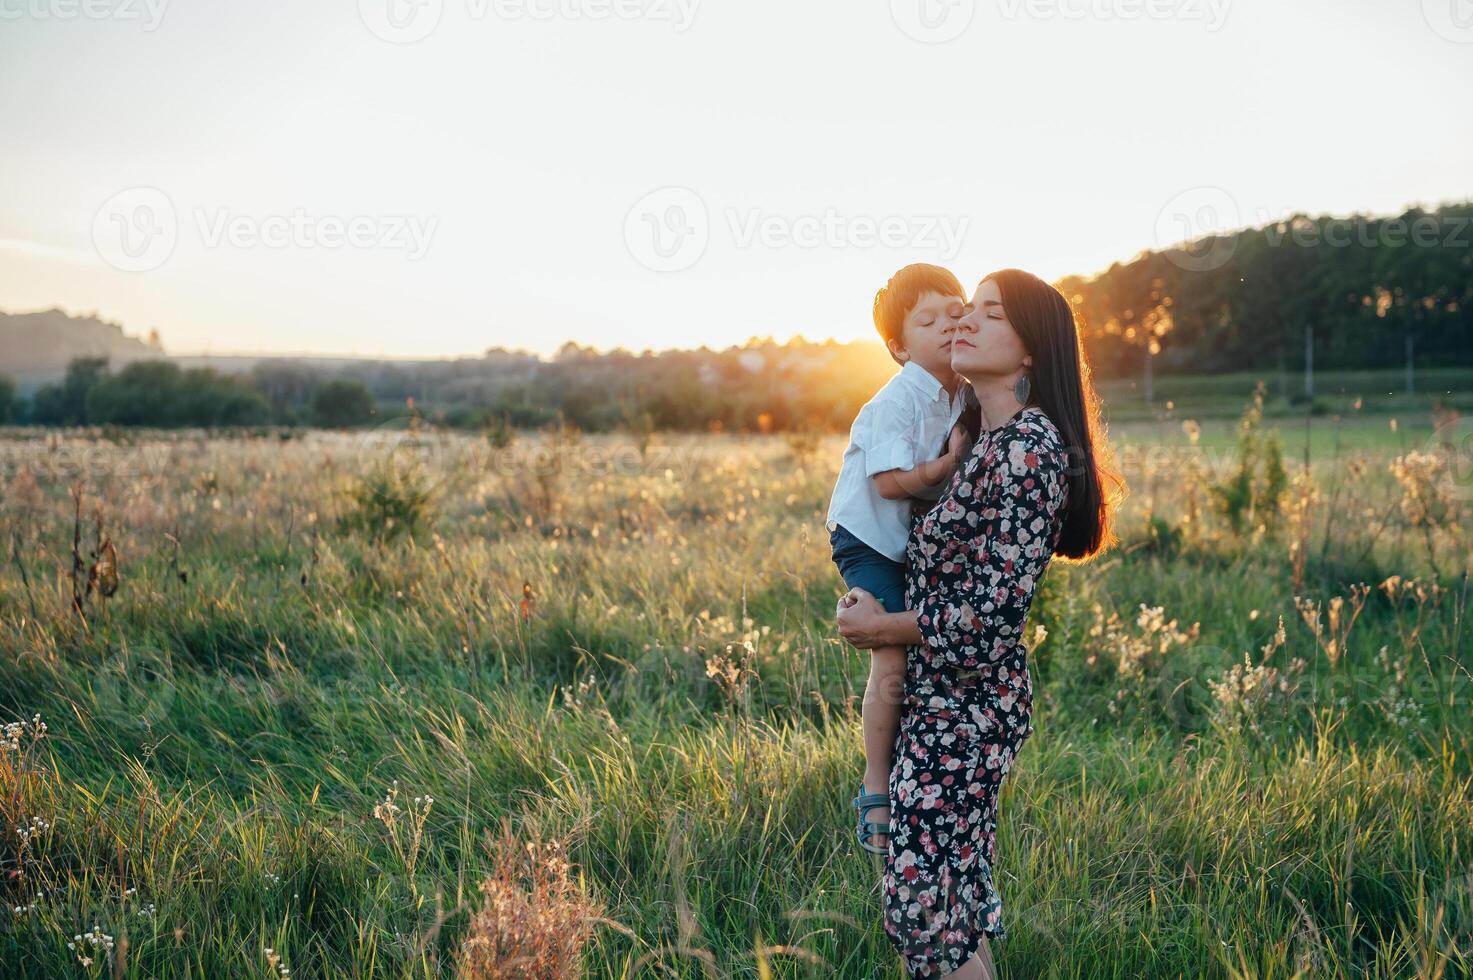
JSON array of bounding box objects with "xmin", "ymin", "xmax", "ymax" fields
[
  {"xmin": 1405, "ymin": 333, "xmax": 1415, "ymax": 395},
  {"xmin": 1303, "ymin": 325, "xmax": 1314, "ymax": 469},
  {"xmin": 1304, "ymin": 327, "xmax": 1314, "ymax": 399}
]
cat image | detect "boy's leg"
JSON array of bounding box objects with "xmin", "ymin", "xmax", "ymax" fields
[
  {"xmin": 860, "ymin": 644, "xmax": 906, "ymax": 847},
  {"xmin": 830, "ymin": 524, "xmax": 909, "ymax": 849}
]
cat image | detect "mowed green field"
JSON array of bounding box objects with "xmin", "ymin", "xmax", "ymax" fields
[
  {"xmin": 1097, "ymin": 367, "xmax": 1473, "ymax": 426},
  {"xmin": 1, "ymin": 384, "xmax": 1471, "ymax": 978}
]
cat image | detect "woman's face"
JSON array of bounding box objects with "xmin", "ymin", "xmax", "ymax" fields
[{"xmin": 949, "ymin": 278, "xmax": 1032, "ymax": 378}]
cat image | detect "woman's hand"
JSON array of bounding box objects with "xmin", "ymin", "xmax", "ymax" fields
[{"xmin": 836, "ymin": 587, "xmax": 891, "ymax": 649}]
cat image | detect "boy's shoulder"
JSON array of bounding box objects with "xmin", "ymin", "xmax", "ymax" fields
[{"xmin": 861, "ymin": 363, "xmax": 933, "ymax": 415}]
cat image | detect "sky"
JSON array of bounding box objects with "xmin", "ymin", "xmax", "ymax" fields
[{"xmin": 1, "ymin": 0, "xmax": 1470, "ymax": 358}]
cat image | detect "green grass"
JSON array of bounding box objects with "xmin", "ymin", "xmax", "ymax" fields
[
  {"xmin": 1, "ymin": 392, "xmax": 1470, "ymax": 978},
  {"xmin": 1098, "ymin": 367, "xmax": 1473, "ymax": 424}
]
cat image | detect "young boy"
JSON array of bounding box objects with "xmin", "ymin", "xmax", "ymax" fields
[{"xmin": 826, "ymin": 263, "xmax": 975, "ymax": 854}]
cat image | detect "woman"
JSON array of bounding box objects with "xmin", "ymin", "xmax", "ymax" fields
[{"xmin": 836, "ymin": 268, "xmax": 1123, "ymax": 979}]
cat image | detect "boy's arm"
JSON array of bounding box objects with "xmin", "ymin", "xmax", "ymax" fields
[{"xmin": 871, "ymin": 421, "xmax": 972, "ymax": 500}]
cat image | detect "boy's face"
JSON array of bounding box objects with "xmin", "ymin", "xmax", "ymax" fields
[{"xmin": 887, "ymin": 290, "xmax": 964, "ymax": 377}]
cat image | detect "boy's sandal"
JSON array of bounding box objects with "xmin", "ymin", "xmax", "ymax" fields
[{"xmin": 852, "ymin": 782, "xmax": 890, "ymax": 855}]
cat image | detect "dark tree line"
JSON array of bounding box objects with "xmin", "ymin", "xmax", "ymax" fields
[
  {"xmin": 15, "ymin": 358, "xmax": 377, "ymax": 429},
  {"xmin": 1059, "ymin": 203, "xmax": 1473, "ymax": 388}
]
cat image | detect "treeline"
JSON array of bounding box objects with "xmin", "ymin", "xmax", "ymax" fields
[
  {"xmin": 2, "ymin": 201, "xmax": 1468, "ymax": 433},
  {"xmin": 1060, "ymin": 202, "xmax": 1473, "ymax": 382},
  {"xmin": 10, "ymin": 358, "xmax": 383, "ymax": 430},
  {"xmin": 0, "ymin": 338, "xmax": 899, "ymax": 433}
]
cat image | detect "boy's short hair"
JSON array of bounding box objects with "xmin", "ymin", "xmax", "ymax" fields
[{"xmin": 872, "ymin": 264, "xmax": 966, "ymax": 352}]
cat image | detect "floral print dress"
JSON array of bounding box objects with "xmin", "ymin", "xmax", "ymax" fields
[{"xmin": 883, "ymin": 405, "xmax": 1070, "ymax": 978}]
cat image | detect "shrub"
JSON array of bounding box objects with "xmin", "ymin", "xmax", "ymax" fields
[
  {"xmin": 1211, "ymin": 382, "xmax": 1289, "ymax": 534},
  {"xmin": 456, "ymin": 821, "xmax": 603, "ymax": 980},
  {"xmin": 336, "ymin": 456, "xmax": 436, "ymax": 543},
  {"xmin": 311, "ymin": 379, "xmax": 378, "ymax": 428}
]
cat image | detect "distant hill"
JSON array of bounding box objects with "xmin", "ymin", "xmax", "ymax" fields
[
  {"xmin": 0, "ymin": 308, "xmax": 163, "ymax": 392},
  {"xmin": 0, "ymin": 307, "xmax": 466, "ymax": 395}
]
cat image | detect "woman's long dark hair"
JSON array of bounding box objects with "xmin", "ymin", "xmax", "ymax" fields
[{"xmin": 981, "ymin": 268, "xmax": 1125, "ymax": 560}]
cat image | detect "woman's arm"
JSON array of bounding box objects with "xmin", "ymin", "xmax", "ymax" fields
[
  {"xmin": 835, "ymin": 591, "xmax": 922, "ymax": 648},
  {"xmin": 834, "ymin": 426, "xmax": 988, "ymax": 651}
]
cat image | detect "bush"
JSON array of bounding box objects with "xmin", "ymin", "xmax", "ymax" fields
[
  {"xmin": 1211, "ymin": 382, "xmax": 1289, "ymax": 534},
  {"xmin": 456, "ymin": 821, "xmax": 603, "ymax": 980},
  {"xmin": 311, "ymin": 379, "xmax": 378, "ymax": 428},
  {"xmin": 28, "ymin": 356, "xmax": 109, "ymax": 426},
  {"xmin": 1287, "ymin": 391, "xmax": 1332, "ymax": 415},
  {"xmin": 336, "ymin": 456, "xmax": 436, "ymax": 543},
  {"xmin": 82, "ymin": 360, "xmax": 272, "ymax": 427}
]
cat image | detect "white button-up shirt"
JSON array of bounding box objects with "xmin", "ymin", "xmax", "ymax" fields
[{"xmin": 825, "ymin": 360, "xmax": 974, "ymax": 562}]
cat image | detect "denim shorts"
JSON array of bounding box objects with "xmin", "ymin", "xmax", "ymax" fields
[{"xmin": 829, "ymin": 523, "xmax": 907, "ymax": 614}]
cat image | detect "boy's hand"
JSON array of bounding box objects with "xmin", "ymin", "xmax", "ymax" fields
[
  {"xmin": 876, "ymin": 421, "xmax": 975, "ymax": 504},
  {"xmin": 947, "ymin": 420, "xmax": 973, "ymax": 460}
]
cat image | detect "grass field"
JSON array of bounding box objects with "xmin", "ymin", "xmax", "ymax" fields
[
  {"xmin": 1, "ymin": 385, "xmax": 1470, "ymax": 978},
  {"xmin": 1096, "ymin": 367, "xmax": 1473, "ymax": 424}
]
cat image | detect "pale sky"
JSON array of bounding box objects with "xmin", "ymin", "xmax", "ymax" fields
[{"xmin": 1, "ymin": 0, "xmax": 1469, "ymax": 357}]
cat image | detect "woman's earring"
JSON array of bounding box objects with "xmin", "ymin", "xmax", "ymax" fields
[{"xmin": 1013, "ymin": 370, "xmax": 1031, "ymax": 405}]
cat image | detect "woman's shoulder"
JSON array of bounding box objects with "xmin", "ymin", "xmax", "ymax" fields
[
  {"xmin": 990, "ymin": 405, "xmax": 1060, "ymax": 446},
  {"xmin": 994, "ymin": 406, "xmax": 1068, "ymax": 475}
]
